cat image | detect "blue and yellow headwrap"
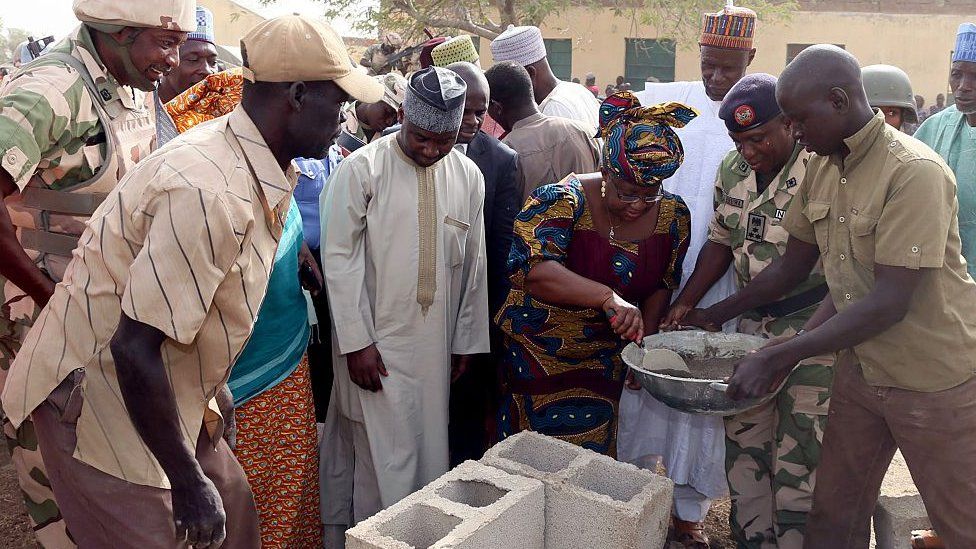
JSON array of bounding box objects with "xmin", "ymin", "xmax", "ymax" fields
[{"xmin": 597, "ymin": 91, "xmax": 698, "ymax": 186}]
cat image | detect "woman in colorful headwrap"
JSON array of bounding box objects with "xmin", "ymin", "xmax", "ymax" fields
[
  {"xmin": 495, "ymin": 91, "xmax": 695, "ymax": 456},
  {"xmin": 166, "ymin": 73, "xmax": 325, "ymax": 548}
]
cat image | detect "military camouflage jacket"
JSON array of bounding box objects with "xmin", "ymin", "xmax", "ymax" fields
[{"xmin": 708, "ymin": 145, "xmax": 827, "ymax": 335}]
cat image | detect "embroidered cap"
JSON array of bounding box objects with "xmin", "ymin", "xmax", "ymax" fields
[
  {"xmin": 188, "ymin": 6, "xmax": 216, "ymax": 45},
  {"xmin": 240, "ymin": 15, "xmax": 383, "ymax": 104},
  {"xmin": 490, "ymin": 25, "xmax": 547, "ymax": 67},
  {"xmin": 402, "ymin": 66, "xmax": 467, "ymax": 134},
  {"xmin": 953, "ymin": 23, "xmax": 976, "ymax": 63},
  {"xmin": 432, "ymin": 35, "xmax": 480, "ymax": 67},
  {"xmin": 719, "ymin": 73, "xmax": 781, "ymax": 133},
  {"xmin": 699, "ymin": 0, "xmax": 757, "ymax": 51}
]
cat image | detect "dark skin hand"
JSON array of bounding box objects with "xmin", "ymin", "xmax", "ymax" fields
[
  {"xmin": 727, "ymin": 264, "xmax": 922, "ymax": 400},
  {"xmin": 660, "ymin": 241, "xmax": 733, "ymax": 331},
  {"xmin": 684, "ymin": 237, "xmax": 821, "ymax": 330},
  {"xmin": 112, "ymin": 315, "xmax": 226, "ymax": 548},
  {"xmin": 625, "ymin": 288, "xmax": 673, "ymax": 390},
  {"xmin": 347, "ymin": 344, "xmax": 388, "ymax": 392},
  {"xmin": 524, "ymin": 173, "xmax": 671, "ymax": 344},
  {"xmin": 298, "ymin": 241, "xmax": 323, "ymax": 296},
  {"xmin": 346, "ymin": 344, "xmax": 473, "ymax": 391},
  {"xmin": 0, "ymin": 172, "xmax": 56, "ymax": 307}
]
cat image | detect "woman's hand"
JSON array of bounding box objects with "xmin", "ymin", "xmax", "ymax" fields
[
  {"xmin": 602, "ymin": 292, "xmax": 644, "ymax": 343},
  {"xmin": 625, "ymin": 369, "xmax": 642, "ymax": 390}
]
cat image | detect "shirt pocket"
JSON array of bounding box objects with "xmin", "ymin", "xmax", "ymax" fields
[
  {"xmin": 802, "ymin": 201, "xmax": 831, "ymax": 253},
  {"xmin": 443, "ymin": 216, "xmax": 469, "ymax": 268},
  {"xmin": 850, "ymin": 214, "xmax": 878, "ymax": 271}
]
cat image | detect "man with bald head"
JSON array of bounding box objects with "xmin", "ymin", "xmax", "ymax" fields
[
  {"xmin": 720, "ymin": 45, "xmax": 976, "ymax": 548},
  {"xmin": 443, "ymin": 61, "xmax": 519, "ymax": 464}
]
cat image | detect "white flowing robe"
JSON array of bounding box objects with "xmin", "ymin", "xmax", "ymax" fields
[
  {"xmin": 320, "ymin": 135, "xmax": 490, "ymax": 519},
  {"xmin": 617, "ymin": 81, "xmax": 736, "ymax": 501}
]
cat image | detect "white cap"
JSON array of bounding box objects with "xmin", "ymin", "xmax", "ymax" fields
[{"xmin": 490, "ymin": 25, "xmax": 547, "ymax": 66}]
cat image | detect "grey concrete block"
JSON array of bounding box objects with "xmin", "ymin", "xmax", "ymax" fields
[
  {"xmin": 873, "ymin": 451, "xmax": 930, "ymax": 549},
  {"xmin": 482, "ymin": 431, "xmax": 673, "ymax": 549},
  {"xmin": 346, "ymin": 460, "xmax": 544, "ymax": 549}
]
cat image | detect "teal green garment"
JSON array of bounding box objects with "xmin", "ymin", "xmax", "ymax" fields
[
  {"xmin": 228, "ymin": 199, "xmax": 310, "ymax": 406},
  {"xmin": 915, "ymin": 105, "xmax": 976, "ymax": 278}
]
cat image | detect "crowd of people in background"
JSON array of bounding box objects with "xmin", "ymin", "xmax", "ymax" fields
[{"xmin": 1, "ymin": 1, "xmax": 976, "ymax": 549}]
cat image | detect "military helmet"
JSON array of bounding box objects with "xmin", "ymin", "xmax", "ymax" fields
[{"xmin": 861, "ymin": 64, "xmax": 918, "ymax": 124}]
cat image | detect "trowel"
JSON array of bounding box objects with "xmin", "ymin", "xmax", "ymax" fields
[{"xmin": 639, "ymin": 348, "xmax": 692, "ymax": 377}]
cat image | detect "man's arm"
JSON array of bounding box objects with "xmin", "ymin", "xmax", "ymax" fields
[
  {"xmin": 727, "ymin": 264, "xmax": 921, "ymax": 400},
  {"xmin": 699, "ymin": 236, "xmax": 820, "ymax": 326},
  {"xmin": 112, "ymin": 315, "xmax": 226, "ymax": 548},
  {"xmin": 661, "ymin": 241, "xmax": 733, "ymax": 330},
  {"xmin": 321, "ymin": 159, "xmax": 386, "ymax": 391},
  {"xmin": 487, "ymin": 150, "xmax": 520, "ymax": 315},
  {"xmin": 0, "ymin": 173, "xmax": 54, "ymax": 306}
]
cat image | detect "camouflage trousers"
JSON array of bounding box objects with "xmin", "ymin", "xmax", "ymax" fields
[
  {"xmin": 1, "ymin": 297, "xmax": 75, "ymax": 549},
  {"xmin": 724, "ymin": 360, "xmax": 833, "ymax": 549}
]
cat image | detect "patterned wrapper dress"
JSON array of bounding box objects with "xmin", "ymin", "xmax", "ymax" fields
[{"xmin": 496, "ymin": 175, "xmax": 690, "ymax": 456}]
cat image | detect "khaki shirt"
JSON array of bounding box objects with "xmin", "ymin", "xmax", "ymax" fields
[
  {"xmin": 1, "ymin": 106, "xmax": 295, "ymax": 488},
  {"xmin": 783, "ymin": 112, "xmax": 976, "ymax": 391},
  {"xmin": 710, "ymin": 146, "xmax": 826, "ymax": 337},
  {"xmin": 502, "ymin": 112, "xmax": 600, "ymax": 201}
]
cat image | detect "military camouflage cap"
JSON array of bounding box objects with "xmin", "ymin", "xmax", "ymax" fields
[{"xmin": 73, "ymin": 0, "xmax": 197, "ymax": 32}]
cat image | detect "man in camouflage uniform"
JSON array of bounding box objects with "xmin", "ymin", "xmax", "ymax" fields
[
  {"xmin": 0, "ymin": 1, "xmax": 194, "ymax": 546},
  {"xmin": 662, "ymin": 74, "xmax": 833, "ymax": 549},
  {"xmin": 360, "ymin": 32, "xmax": 404, "ymax": 75}
]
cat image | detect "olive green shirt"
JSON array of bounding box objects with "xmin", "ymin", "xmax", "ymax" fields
[{"xmin": 783, "ymin": 112, "xmax": 976, "ymax": 391}]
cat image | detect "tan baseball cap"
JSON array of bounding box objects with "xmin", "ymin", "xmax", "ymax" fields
[
  {"xmin": 240, "ymin": 15, "xmax": 383, "ymax": 104},
  {"xmin": 73, "ymin": 0, "xmax": 196, "ymax": 32}
]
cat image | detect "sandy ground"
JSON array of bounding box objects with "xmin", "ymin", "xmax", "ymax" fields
[
  {"xmin": 0, "ymin": 462, "xmax": 875, "ymax": 549},
  {"xmin": 0, "ymin": 462, "xmax": 41, "ymax": 549}
]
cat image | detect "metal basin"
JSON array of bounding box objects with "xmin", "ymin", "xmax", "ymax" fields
[{"xmin": 621, "ymin": 331, "xmax": 783, "ymax": 416}]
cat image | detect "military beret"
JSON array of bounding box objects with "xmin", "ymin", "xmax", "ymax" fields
[{"xmin": 719, "ymin": 73, "xmax": 781, "ymax": 133}]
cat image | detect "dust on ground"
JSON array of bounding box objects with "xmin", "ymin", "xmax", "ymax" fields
[{"xmin": 0, "ymin": 459, "xmax": 734, "ymax": 549}]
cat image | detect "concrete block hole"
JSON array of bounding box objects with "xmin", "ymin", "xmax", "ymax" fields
[
  {"xmin": 570, "ymin": 459, "xmax": 650, "ymax": 503},
  {"xmin": 498, "ymin": 433, "xmax": 578, "ymax": 474},
  {"xmin": 436, "ymin": 480, "xmax": 509, "ymax": 508},
  {"xmin": 376, "ymin": 503, "xmax": 462, "ymax": 548}
]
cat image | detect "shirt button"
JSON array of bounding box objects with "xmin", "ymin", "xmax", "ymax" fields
[
  {"xmin": 912, "ymin": 246, "xmax": 920, "ymax": 253},
  {"xmin": 4, "ymin": 153, "xmax": 14, "ymax": 164},
  {"xmin": 840, "ymin": 177, "xmax": 847, "ymax": 184},
  {"xmin": 839, "ymin": 216, "xmax": 846, "ymax": 223},
  {"xmin": 845, "ymin": 293, "xmax": 852, "ymax": 300},
  {"xmin": 851, "ymin": 208, "xmax": 858, "ymax": 214},
  {"xmin": 890, "ymin": 142, "xmax": 897, "ymax": 147},
  {"xmin": 840, "ymin": 253, "xmax": 847, "ymax": 260}
]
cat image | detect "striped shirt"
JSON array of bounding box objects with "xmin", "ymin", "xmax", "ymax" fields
[{"xmin": 1, "ymin": 106, "xmax": 295, "ymax": 488}]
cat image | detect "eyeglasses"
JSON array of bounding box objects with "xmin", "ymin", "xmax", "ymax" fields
[
  {"xmin": 607, "ymin": 178, "xmax": 665, "ymax": 203},
  {"xmin": 616, "ymin": 192, "xmax": 664, "ymax": 204}
]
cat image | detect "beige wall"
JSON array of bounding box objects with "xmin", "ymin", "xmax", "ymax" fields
[
  {"xmin": 198, "ymin": 0, "xmax": 266, "ymax": 47},
  {"xmin": 481, "ymin": 8, "xmax": 965, "ymax": 104}
]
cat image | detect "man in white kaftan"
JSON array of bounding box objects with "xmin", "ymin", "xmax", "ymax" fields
[
  {"xmin": 319, "ymin": 67, "xmax": 490, "ymax": 546},
  {"xmin": 618, "ymin": 2, "xmax": 758, "ymax": 533}
]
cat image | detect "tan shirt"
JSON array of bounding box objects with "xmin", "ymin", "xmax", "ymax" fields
[
  {"xmin": 502, "ymin": 112, "xmax": 600, "ymax": 201},
  {"xmin": 1, "ymin": 106, "xmax": 295, "ymax": 488},
  {"xmin": 783, "ymin": 112, "xmax": 976, "ymax": 391}
]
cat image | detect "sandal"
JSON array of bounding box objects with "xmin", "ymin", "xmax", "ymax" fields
[
  {"xmin": 674, "ymin": 518, "xmax": 710, "ymax": 549},
  {"xmin": 911, "ymin": 530, "xmax": 945, "ymax": 549}
]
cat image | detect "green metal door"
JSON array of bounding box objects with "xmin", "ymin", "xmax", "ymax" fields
[
  {"xmin": 544, "ymin": 38, "xmax": 573, "ymax": 81},
  {"xmin": 625, "ymin": 38, "xmax": 675, "ymax": 91}
]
